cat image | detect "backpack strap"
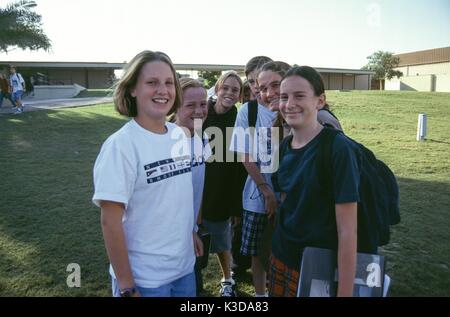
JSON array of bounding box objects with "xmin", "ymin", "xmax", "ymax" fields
[
  {"xmin": 247, "ymin": 99, "xmax": 258, "ymax": 128},
  {"xmin": 317, "ymin": 127, "xmax": 341, "ymax": 201},
  {"xmin": 320, "ymin": 107, "xmax": 338, "ymax": 120},
  {"xmin": 279, "ymin": 134, "xmax": 293, "ymax": 160}
]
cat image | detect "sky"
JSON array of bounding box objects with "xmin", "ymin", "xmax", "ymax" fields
[{"xmin": 1, "ymin": 0, "xmax": 449, "ymax": 69}]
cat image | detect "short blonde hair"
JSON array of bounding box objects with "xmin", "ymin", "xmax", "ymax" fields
[
  {"xmin": 259, "ymin": 61, "xmax": 291, "ymax": 79},
  {"xmin": 214, "ymin": 71, "xmax": 243, "ymax": 99},
  {"xmin": 179, "ymin": 77, "xmax": 205, "ymax": 93},
  {"xmin": 113, "ymin": 50, "xmax": 182, "ymax": 117},
  {"xmin": 168, "ymin": 77, "xmax": 207, "ymax": 122}
]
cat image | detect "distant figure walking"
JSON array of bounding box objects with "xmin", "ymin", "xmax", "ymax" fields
[
  {"xmin": 9, "ymin": 66, "xmax": 26, "ymax": 114},
  {"xmin": 0, "ymin": 73, "xmax": 16, "ymax": 108},
  {"xmin": 28, "ymin": 76, "xmax": 35, "ymax": 97}
]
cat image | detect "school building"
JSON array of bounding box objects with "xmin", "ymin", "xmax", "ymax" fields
[
  {"xmin": 0, "ymin": 61, "xmax": 121, "ymax": 89},
  {"xmin": 385, "ymin": 46, "xmax": 450, "ymax": 92},
  {"xmin": 174, "ymin": 65, "xmax": 374, "ymax": 91},
  {"xmin": 0, "ymin": 61, "xmax": 374, "ymax": 90}
]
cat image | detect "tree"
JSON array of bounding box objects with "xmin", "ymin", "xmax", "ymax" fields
[
  {"xmin": 0, "ymin": 0, "xmax": 51, "ymax": 53},
  {"xmin": 362, "ymin": 51, "xmax": 403, "ymax": 90},
  {"xmin": 198, "ymin": 70, "xmax": 221, "ymax": 89}
]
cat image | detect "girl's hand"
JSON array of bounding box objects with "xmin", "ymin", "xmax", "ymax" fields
[
  {"xmin": 261, "ymin": 186, "xmax": 278, "ymax": 220},
  {"xmin": 193, "ymin": 232, "xmax": 204, "ymax": 257}
]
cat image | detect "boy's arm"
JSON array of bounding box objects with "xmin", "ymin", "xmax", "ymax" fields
[{"xmin": 242, "ymin": 153, "xmax": 277, "ymax": 219}]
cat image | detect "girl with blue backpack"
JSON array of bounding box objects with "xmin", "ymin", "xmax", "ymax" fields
[{"xmin": 269, "ymin": 66, "xmax": 360, "ymax": 297}]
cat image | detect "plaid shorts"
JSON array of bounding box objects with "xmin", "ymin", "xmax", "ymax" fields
[
  {"xmin": 240, "ymin": 210, "xmax": 267, "ymax": 256},
  {"xmin": 268, "ymin": 254, "xmax": 300, "ymax": 297}
]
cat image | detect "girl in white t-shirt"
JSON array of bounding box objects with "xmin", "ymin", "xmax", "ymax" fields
[
  {"xmin": 171, "ymin": 78, "xmax": 211, "ymax": 295},
  {"xmin": 172, "ymin": 78, "xmax": 211, "ymax": 231},
  {"xmin": 92, "ymin": 51, "xmax": 202, "ymax": 297}
]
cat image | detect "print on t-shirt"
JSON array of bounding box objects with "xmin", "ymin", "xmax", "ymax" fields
[{"xmin": 144, "ymin": 155, "xmax": 191, "ymax": 184}]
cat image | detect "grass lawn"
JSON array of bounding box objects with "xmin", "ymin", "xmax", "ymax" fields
[{"xmin": 0, "ymin": 91, "xmax": 449, "ymax": 297}]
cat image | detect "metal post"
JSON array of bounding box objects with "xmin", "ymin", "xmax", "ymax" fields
[{"xmin": 417, "ymin": 114, "xmax": 427, "ymax": 141}]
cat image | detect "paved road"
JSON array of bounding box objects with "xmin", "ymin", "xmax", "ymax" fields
[{"xmin": 0, "ymin": 97, "xmax": 113, "ymax": 115}]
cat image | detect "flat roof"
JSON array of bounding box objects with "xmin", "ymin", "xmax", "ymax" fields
[
  {"xmin": 315, "ymin": 67, "xmax": 373, "ymax": 75},
  {"xmin": 395, "ymin": 46, "xmax": 450, "ymax": 66},
  {"xmin": 0, "ymin": 61, "xmax": 374, "ymax": 75},
  {"xmin": 0, "ymin": 61, "xmax": 125, "ymax": 69}
]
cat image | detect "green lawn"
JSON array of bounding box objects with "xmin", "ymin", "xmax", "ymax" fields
[{"xmin": 0, "ymin": 91, "xmax": 449, "ymax": 296}]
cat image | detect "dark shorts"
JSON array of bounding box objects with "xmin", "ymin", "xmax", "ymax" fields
[
  {"xmin": 240, "ymin": 210, "xmax": 267, "ymax": 256},
  {"xmin": 268, "ymin": 254, "xmax": 300, "ymax": 297},
  {"xmin": 202, "ymin": 219, "xmax": 231, "ymax": 253}
]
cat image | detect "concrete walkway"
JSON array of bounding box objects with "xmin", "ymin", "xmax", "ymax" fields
[{"xmin": 0, "ymin": 97, "xmax": 113, "ymax": 115}]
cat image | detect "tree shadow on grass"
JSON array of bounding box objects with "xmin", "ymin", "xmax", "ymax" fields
[{"xmin": 0, "ymin": 106, "xmax": 126, "ymax": 296}]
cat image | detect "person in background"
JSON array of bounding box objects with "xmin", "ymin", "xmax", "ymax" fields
[
  {"xmin": 0, "ymin": 73, "xmax": 16, "ymax": 108},
  {"xmin": 230, "ymin": 60, "xmax": 290, "ymax": 297},
  {"xmin": 230, "ymin": 57, "xmax": 273, "ymax": 284},
  {"xmin": 240, "ymin": 79, "xmax": 255, "ymax": 105},
  {"xmin": 27, "ymin": 76, "xmax": 35, "ymax": 97},
  {"xmin": 9, "ymin": 66, "xmax": 26, "ymax": 114},
  {"xmin": 202, "ymin": 71, "xmax": 243, "ymax": 297},
  {"xmin": 171, "ymin": 77, "xmax": 211, "ymax": 296}
]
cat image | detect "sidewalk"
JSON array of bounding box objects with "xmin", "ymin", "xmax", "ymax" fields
[{"xmin": 0, "ymin": 96, "xmax": 113, "ymax": 115}]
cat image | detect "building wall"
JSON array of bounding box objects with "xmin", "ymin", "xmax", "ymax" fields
[
  {"xmin": 320, "ymin": 73, "xmax": 371, "ymax": 90},
  {"xmin": 87, "ymin": 69, "xmax": 113, "ymax": 89},
  {"xmin": 1, "ymin": 63, "xmax": 373, "ymax": 90},
  {"xmin": 343, "ymin": 74, "xmax": 354, "ymax": 90},
  {"xmin": 329, "ymin": 74, "xmax": 343, "ymax": 90},
  {"xmin": 385, "ymin": 75, "xmax": 434, "ymax": 92},
  {"xmin": 404, "ymin": 75, "xmax": 433, "ymax": 91},
  {"xmin": 355, "ymin": 75, "xmax": 370, "ymax": 90},
  {"xmin": 396, "ymin": 62, "xmax": 450, "ymax": 76},
  {"xmin": 435, "ymin": 75, "xmax": 450, "ymax": 92},
  {"xmin": 321, "ymin": 73, "xmax": 329, "ymax": 90},
  {"xmin": 392, "ymin": 62, "xmax": 450, "ymax": 92},
  {"xmin": 385, "ymin": 80, "xmax": 401, "ymax": 91},
  {"xmin": 46, "ymin": 69, "xmax": 78, "ymax": 85},
  {"xmin": 70, "ymin": 70, "xmax": 87, "ymax": 87},
  {"xmin": 3, "ymin": 67, "xmax": 112, "ymax": 89}
]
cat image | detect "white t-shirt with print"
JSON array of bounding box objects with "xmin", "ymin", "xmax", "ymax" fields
[
  {"xmin": 229, "ymin": 102, "xmax": 278, "ymax": 214},
  {"xmin": 92, "ymin": 120, "xmax": 195, "ymax": 288},
  {"xmin": 10, "ymin": 73, "xmax": 25, "ymax": 93}
]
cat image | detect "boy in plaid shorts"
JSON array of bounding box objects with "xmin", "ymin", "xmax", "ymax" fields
[{"xmin": 229, "ymin": 56, "xmax": 279, "ymax": 297}]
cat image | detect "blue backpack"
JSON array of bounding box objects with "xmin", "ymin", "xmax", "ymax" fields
[
  {"xmin": 317, "ymin": 127, "xmax": 400, "ymax": 253},
  {"xmin": 279, "ymin": 128, "xmax": 400, "ymax": 254}
]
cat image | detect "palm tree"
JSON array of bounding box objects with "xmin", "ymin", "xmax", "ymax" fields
[{"xmin": 0, "ymin": 0, "xmax": 51, "ymax": 53}]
